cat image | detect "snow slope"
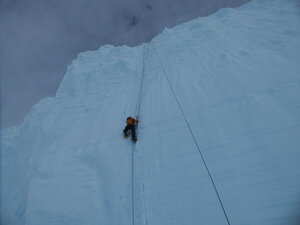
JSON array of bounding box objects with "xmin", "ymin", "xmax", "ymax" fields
[{"xmin": 1, "ymin": 0, "xmax": 300, "ymax": 224}]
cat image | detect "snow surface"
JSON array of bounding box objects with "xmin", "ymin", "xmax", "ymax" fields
[{"xmin": 1, "ymin": 0, "xmax": 300, "ymax": 224}]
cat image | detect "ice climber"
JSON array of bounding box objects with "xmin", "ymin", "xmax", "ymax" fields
[{"xmin": 123, "ymin": 116, "xmax": 138, "ymax": 142}]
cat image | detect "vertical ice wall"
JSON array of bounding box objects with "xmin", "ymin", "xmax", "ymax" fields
[{"xmin": 1, "ymin": 0, "xmax": 300, "ymax": 224}]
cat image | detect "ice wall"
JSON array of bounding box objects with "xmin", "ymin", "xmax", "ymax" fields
[{"xmin": 1, "ymin": 0, "xmax": 300, "ymax": 224}]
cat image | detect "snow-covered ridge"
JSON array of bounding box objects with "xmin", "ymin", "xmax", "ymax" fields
[{"xmin": 2, "ymin": 0, "xmax": 300, "ymax": 224}]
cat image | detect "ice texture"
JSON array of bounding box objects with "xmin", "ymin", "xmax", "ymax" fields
[{"xmin": 1, "ymin": 0, "xmax": 300, "ymax": 224}]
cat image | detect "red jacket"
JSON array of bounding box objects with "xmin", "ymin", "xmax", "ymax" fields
[{"xmin": 126, "ymin": 117, "xmax": 138, "ymax": 125}]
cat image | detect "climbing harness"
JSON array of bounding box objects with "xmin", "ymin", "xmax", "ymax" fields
[
  {"xmin": 152, "ymin": 42, "xmax": 231, "ymax": 225},
  {"xmin": 131, "ymin": 44, "xmax": 149, "ymax": 225}
]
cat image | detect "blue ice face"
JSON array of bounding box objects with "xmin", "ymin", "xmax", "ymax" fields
[{"xmin": 1, "ymin": 0, "xmax": 300, "ymax": 224}]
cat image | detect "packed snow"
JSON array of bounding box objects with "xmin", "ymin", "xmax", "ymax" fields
[{"xmin": 1, "ymin": 0, "xmax": 300, "ymax": 224}]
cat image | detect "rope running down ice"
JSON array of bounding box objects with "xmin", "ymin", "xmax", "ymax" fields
[
  {"xmin": 152, "ymin": 42, "xmax": 231, "ymax": 225},
  {"xmin": 132, "ymin": 44, "xmax": 148, "ymax": 225}
]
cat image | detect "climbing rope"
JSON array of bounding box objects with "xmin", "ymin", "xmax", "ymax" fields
[
  {"xmin": 131, "ymin": 44, "xmax": 149, "ymax": 225},
  {"xmin": 152, "ymin": 42, "xmax": 231, "ymax": 225},
  {"xmin": 134, "ymin": 45, "xmax": 149, "ymax": 117},
  {"xmin": 131, "ymin": 147, "xmax": 135, "ymax": 225}
]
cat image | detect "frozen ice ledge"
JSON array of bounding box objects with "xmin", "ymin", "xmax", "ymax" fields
[{"xmin": 1, "ymin": 0, "xmax": 300, "ymax": 224}]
